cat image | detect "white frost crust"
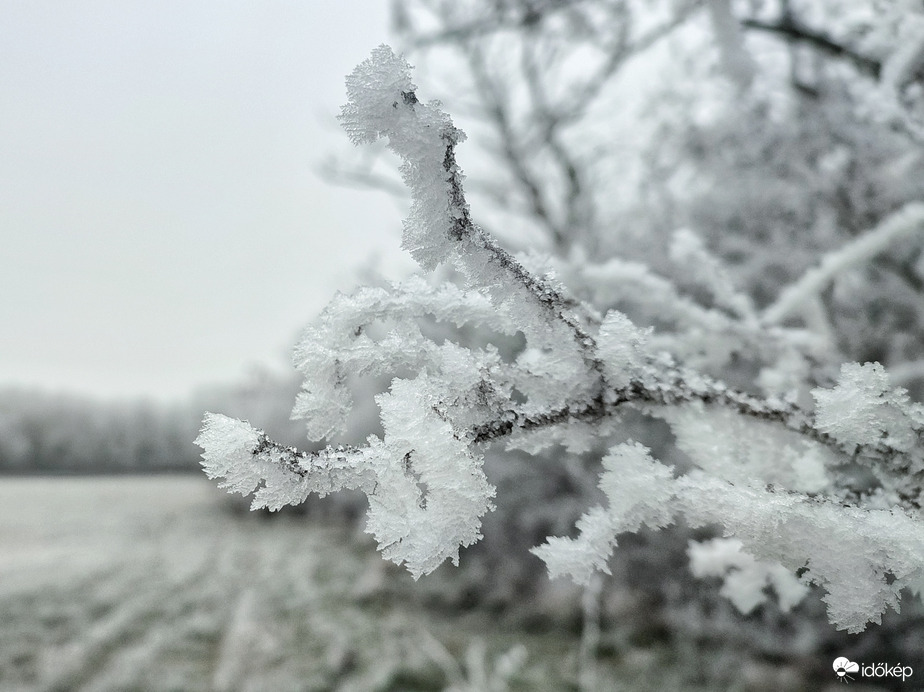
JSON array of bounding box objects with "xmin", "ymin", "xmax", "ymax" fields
[
  {"xmin": 338, "ymin": 45, "xmax": 596, "ymax": 406},
  {"xmin": 291, "ymin": 277, "xmax": 520, "ymax": 441},
  {"xmin": 197, "ymin": 398, "xmax": 495, "ymax": 580},
  {"xmin": 533, "ymin": 441, "xmax": 924, "ymax": 633}
]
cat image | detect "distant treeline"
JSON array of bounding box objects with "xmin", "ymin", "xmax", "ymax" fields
[
  {"xmin": 0, "ymin": 390, "xmax": 199, "ymax": 473},
  {"xmin": 0, "ymin": 368, "xmax": 307, "ymax": 474}
]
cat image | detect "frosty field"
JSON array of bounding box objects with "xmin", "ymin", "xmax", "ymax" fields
[
  {"xmin": 0, "ymin": 476, "xmax": 656, "ymax": 692},
  {"xmin": 0, "ymin": 477, "xmax": 895, "ymax": 692}
]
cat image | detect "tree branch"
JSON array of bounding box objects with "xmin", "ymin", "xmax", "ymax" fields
[
  {"xmin": 741, "ymin": 16, "xmax": 882, "ymax": 79},
  {"xmin": 762, "ymin": 203, "xmax": 924, "ymax": 325},
  {"xmin": 464, "ymin": 45, "xmax": 569, "ymax": 248},
  {"xmin": 238, "ymin": 359, "xmax": 922, "ymax": 515}
]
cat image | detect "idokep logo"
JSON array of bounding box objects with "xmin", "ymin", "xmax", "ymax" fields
[
  {"xmin": 833, "ymin": 657, "xmax": 914, "ymax": 683},
  {"xmin": 833, "ymin": 657, "xmax": 860, "ymax": 682}
]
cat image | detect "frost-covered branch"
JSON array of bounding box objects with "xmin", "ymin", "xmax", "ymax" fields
[
  {"xmin": 198, "ymin": 413, "xmax": 375, "ymax": 509},
  {"xmin": 763, "ymin": 203, "xmax": 924, "ymax": 325},
  {"xmin": 198, "ymin": 46, "xmax": 924, "ymax": 632},
  {"xmin": 396, "ymin": 0, "xmax": 699, "ymax": 255},
  {"xmin": 531, "ymin": 442, "xmax": 924, "ymax": 633},
  {"xmin": 339, "ymin": 46, "xmax": 603, "ymax": 383}
]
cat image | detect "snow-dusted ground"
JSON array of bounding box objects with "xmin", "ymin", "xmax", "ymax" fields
[
  {"xmin": 0, "ymin": 476, "xmax": 652, "ymax": 691},
  {"xmin": 3, "ymin": 476, "xmax": 832, "ymax": 691}
]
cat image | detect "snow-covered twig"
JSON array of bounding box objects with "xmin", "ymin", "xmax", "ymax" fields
[
  {"xmin": 763, "ymin": 203, "xmax": 924, "ymax": 325},
  {"xmin": 198, "ymin": 46, "xmax": 924, "ymax": 632}
]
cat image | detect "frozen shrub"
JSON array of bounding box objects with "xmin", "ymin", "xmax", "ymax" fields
[{"xmin": 198, "ymin": 46, "xmax": 924, "ymax": 633}]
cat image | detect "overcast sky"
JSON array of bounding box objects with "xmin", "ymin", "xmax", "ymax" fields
[{"xmin": 0, "ymin": 1, "xmax": 413, "ymax": 401}]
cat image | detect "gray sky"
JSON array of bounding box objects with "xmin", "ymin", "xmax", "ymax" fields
[{"xmin": 0, "ymin": 1, "xmax": 411, "ymax": 401}]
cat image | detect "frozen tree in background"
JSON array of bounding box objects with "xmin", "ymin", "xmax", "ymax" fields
[
  {"xmin": 376, "ymin": 0, "xmax": 924, "ymax": 391},
  {"xmin": 198, "ymin": 45, "xmax": 924, "ymax": 634}
]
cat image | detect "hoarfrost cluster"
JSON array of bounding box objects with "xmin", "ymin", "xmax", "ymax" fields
[{"xmin": 198, "ymin": 45, "xmax": 924, "ymax": 633}]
